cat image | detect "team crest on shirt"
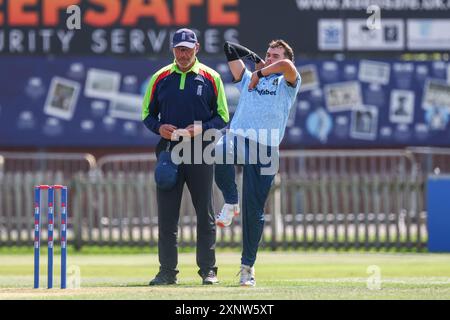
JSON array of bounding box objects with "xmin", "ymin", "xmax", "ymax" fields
[
  {"xmin": 197, "ymin": 85, "xmax": 203, "ymax": 96},
  {"xmin": 194, "ymin": 75, "xmax": 204, "ymax": 96},
  {"xmin": 254, "ymin": 76, "xmax": 279, "ymax": 96}
]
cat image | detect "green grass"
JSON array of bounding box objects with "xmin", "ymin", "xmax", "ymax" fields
[{"xmin": 1, "ymin": 252, "xmax": 450, "ymax": 300}]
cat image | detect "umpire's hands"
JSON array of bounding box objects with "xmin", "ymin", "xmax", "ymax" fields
[
  {"xmin": 185, "ymin": 123, "xmax": 203, "ymax": 137},
  {"xmin": 159, "ymin": 124, "xmax": 178, "ymax": 140}
]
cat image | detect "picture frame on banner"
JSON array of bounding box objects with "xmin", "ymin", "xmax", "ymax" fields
[
  {"xmin": 324, "ymin": 81, "xmax": 362, "ymax": 112},
  {"xmin": 85, "ymin": 68, "xmax": 121, "ymax": 99},
  {"xmin": 109, "ymin": 93, "xmax": 143, "ymax": 121},
  {"xmin": 350, "ymin": 105, "xmax": 378, "ymax": 140},
  {"xmin": 297, "ymin": 64, "xmax": 320, "ymax": 92},
  {"xmin": 447, "ymin": 63, "xmax": 450, "ymax": 84},
  {"xmin": 346, "ymin": 19, "xmax": 404, "ymax": 51},
  {"xmin": 44, "ymin": 77, "xmax": 80, "ymax": 120},
  {"xmin": 318, "ymin": 19, "xmax": 344, "ymax": 51},
  {"xmin": 389, "ymin": 90, "xmax": 415, "ymax": 124},
  {"xmin": 422, "ymin": 79, "xmax": 450, "ymax": 110},
  {"xmin": 407, "ymin": 19, "xmax": 450, "ymax": 51},
  {"xmin": 358, "ymin": 60, "xmax": 391, "ymax": 85}
]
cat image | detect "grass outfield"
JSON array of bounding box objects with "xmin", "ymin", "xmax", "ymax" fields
[{"xmin": 0, "ymin": 252, "xmax": 449, "ymax": 300}]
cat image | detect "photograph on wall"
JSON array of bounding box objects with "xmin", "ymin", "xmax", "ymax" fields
[
  {"xmin": 85, "ymin": 68, "xmax": 121, "ymax": 99},
  {"xmin": 422, "ymin": 79, "xmax": 450, "ymax": 110},
  {"xmin": 43, "ymin": 77, "xmax": 80, "ymax": 120},
  {"xmin": 389, "ymin": 90, "xmax": 415, "ymax": 124},
  {"xmin": 109, "ymin": 93, "xmax": 143, "ymax": 121},
  {"xmin": 358, "ymin": 60, "xmax": 391, "ymax": 85},
  {"xmin": 297, "ymin": 64, "xmax": 320, "ymax": 92},
  {"xmin": 306, "ymin": 107, "xmax": 332, "ymax": 143},
  {"xmin": 318, "ymin": 19, "xmax": 344, "ymax": 51},
  {"xmin": 425, "ymin": 106, "xmax": 449, "ymax": 131},
  {"xmin": 350, "ymin": 105, "xmax": 378, "ymax": 140},
  {"xmin": 447, "ymin": 63, "xmax": 450, "ymax": 84},
  {"xmin": 346, "ymin": 19, "xmax": 404, "ymax": 51},
  {"xmin": 324, "ymin": 81, "xmax": 362, "ymax": 112}
]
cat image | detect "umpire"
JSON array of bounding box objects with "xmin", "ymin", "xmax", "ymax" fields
[{"xmin": 141, "ymin": 28, "xmax": 229, "ymax": 285}]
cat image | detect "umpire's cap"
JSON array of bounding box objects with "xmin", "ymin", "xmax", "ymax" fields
[
  {"xmin": 172, "ymin": 28, "xmax": 198, "ymax": 49},
  {"xmin": 154, "ymin": 150, "xmax": 178, "ymax": 191}
]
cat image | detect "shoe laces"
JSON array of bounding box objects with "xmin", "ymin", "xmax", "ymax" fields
[
  {"xmin": 236, "ymin": 265, "xmax": 251, "ymax": 277},
  {"xmin": 206, "ymin": 270, "xmax": 216, "ymax": 278}
]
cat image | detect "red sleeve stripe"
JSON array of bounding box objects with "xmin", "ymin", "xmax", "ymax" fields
[
  {"xmin": 199, "ymin": 69, "xmax": 218, "ymax": 96},
  {"xmin": 150, "ymin": 70, "xmax": 171, "ymax": 102}
]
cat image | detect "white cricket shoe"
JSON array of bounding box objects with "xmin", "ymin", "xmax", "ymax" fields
[
  {"xmin": 238, "ymin": 264, "xmax": 256, "ymax": 287},
  {"xmin": 215, "ymin": 203, "xmax": 240, "ymax": 228}
]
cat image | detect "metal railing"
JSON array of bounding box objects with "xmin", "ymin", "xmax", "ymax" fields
[
  {"xmin": 0, "ymin": 155, "xmax": 4, "ymax": 175},
  {"xmin": 96, "ymin": 153, "xmax": 156, "ymax": 174},
  {"xmin": 0, "ymin": 152, "xmax": 96, "ymax": 178},
  {"xmin": 407, "ymin": 147, "xmax": 450, "ymax": 175},
  {"xmin": 0, "ymin": 149, "xmax": 437, "ymax": 250}
]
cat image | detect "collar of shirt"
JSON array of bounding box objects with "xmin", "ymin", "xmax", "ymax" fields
[{"xmin": 171, "ymin": 58, "xmax": 201, "ymax": 74}]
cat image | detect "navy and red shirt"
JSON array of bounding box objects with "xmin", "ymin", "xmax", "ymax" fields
[{"xmin": 141, "ymin": 59, "xmax": 229, "ymax": 135}]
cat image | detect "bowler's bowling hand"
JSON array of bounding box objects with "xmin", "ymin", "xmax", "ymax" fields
[
  {"xmin": 248, "ymin": 72, "xmax": 260, "ymax": 91},
  {"xmin": 185, "ymin": 124, "xmax": 203, "ymax": 137},
  {"xmin": 159, "ymin": 124, "xmax": 178, "ymax": 140}
]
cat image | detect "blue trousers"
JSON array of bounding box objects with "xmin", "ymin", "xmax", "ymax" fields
[{"xmin": 214, "ymin": 134, "xmax": 277, "ymax": 267}]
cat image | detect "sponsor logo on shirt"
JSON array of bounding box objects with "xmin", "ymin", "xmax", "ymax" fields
[{"xmin": 254, "ymin": 88, "xmax": 277, "ymax": 96}]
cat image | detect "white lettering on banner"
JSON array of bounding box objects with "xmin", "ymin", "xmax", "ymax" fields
[
  {"xmin": 147, "ymin": 30, "xmax": 168, "ymax": 52},
  {"xmin": 90, "ymin": 28, "xmax": 237, "ymax": 54},
  {"xmin": 130, "ymin": 30, "xmax": 145, "ymax": 52},
  {"xmin": 205, "ymin": 29, "xmax": 220, "ymax": 53},
  {"xmin": 296, "ymin": 0, "xmax": 448, "ymax": 10},
  {"xmin": 57, "ymin": 31, "xmax": 75, "ymax": 52},
  {"xmin": 111, "ymin": 29, "xmax": 126, "ymax": 54},
  {"xmin": 0, "ymin": 28, "xmax": 238, "ymax": 55},
  {"xmin": 40, "ymin": 29, "xmax": 53, "ymax": 52},
  {"xmin": 10, "ymin": 30, "xmax": 24, "ymax": 53},
  {"xmin": 91, "ymin": 29, "xmax": 108, "ymax": 53},
  {"xmin": 224, "ymin": 29, "xmax": 239, "ymax": 45},
  {"xmin": 28, "ymin": 30, "xmax": 36, "ymax": 53}
]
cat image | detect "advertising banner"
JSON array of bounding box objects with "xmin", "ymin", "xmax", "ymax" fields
[
  {"xmin": 1, "ymin": 57, "xmax": 450, "ymax": 148},
  {"xmin": 1, "ymin": 0, "xmax": 450, "ymax": 56}
]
